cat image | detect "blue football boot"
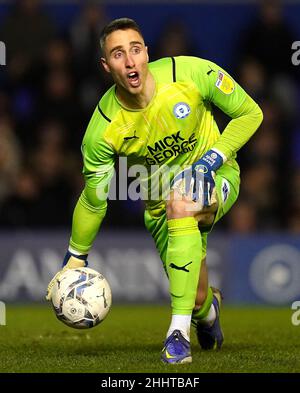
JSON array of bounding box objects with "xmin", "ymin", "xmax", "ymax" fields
[
  {"xmin": 161, "ymin": 329, "xmax": 192, "ymax": 364},
  {"xmin": 193, "ymin": 289, "xmax": 224, "ymax": 350}
]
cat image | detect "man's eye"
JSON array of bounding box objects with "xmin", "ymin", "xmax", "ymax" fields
[
  {"xmin": 132, "ymin": 47, "xmax": 141, "ymax": 54},
  {"xmin": 114, "ymin": 52, "xmax": 122, "ymax": 58}
]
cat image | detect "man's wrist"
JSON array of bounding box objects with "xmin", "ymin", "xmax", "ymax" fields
[
  {"xmin": 68, "ymin": 246, "xmax": 88, "ymax": 259},
  {"xmin": 64, "ymin": 248, "xmax": 88, "ymax": 267},
  {"xmin": 210, "ymin": 148, "xmax": 227, "ymax": 164},
  {"xmin": 200, "ymin": 148, "xmax": 225, "ymax": 172}
]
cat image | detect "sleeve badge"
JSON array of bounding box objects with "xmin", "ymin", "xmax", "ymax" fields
[{"xmin": 215, "ymin": 71, "xmax": 235, "ymax": 95}]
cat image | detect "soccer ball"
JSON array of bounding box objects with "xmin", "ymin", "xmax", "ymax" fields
[{"xmin": 51, "ymin": 267, "xmax": 112, "ymax": 329}]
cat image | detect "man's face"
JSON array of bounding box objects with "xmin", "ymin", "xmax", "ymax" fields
[{"xmin": 101, "ymin": 28, "xmax": 149, "ymax": 96}]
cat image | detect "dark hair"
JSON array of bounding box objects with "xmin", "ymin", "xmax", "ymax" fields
[{"xmin": 100, "ymin": 18, "xmax": 144, "ymax": 55}]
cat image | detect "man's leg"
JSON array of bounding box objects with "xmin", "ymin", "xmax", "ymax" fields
[
  {"xmin": 192, "ymin": 165, "xmax": 240, "ymax": 349},
  {"xmin": 192, "ymin": 254, "xmax": 223, "ymax": 351},
  {"xmin": 144, "ymin": 199, "xmax": 220, "ymax": 362},
  {"xmin": 195, "ymin": 258, "xmax": 208, "ymax": 308},
  {"xmin": 161, "ymin": 192, "xmax": 218, "ymax": 363},
  {"xmin": 194, "ymin": 257, "xmax": 214, "ymax": 319}
]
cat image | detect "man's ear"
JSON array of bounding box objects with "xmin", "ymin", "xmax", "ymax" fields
[
  {"xmin": 100, "ymin": 57, "xmax": 110, "ymax": 73},
  {"xmin": 145, "ymin": 46, "xmax": 149, "ymax": 63}
]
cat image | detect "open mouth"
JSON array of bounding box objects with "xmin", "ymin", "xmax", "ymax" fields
[{"xmin": 127, "ymin": 71, "xmax": 140, "ymax": 87}]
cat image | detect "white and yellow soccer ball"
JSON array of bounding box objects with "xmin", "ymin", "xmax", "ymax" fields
[{"xmin": 51, "ymin": 267, "xmax": 112, "ymax": 329}]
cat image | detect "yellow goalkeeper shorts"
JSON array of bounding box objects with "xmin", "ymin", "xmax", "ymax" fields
[{"xmin": 144, "ymin": 162, "xmax": 240, "ymax": 270}]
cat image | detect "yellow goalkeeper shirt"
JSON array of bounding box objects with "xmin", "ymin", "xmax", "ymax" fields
[{"xmin": 70, "ymin": 56, "xmax": 263, "ymax": 253}]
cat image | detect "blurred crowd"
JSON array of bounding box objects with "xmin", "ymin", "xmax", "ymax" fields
[{"xmin": 0, "ymin": 0, "xmax": 299, "ymax": 233}]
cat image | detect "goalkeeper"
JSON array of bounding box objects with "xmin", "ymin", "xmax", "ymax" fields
[{"xmin": 46, "ymin": 18, "xmax": 263, "ymax": 364}]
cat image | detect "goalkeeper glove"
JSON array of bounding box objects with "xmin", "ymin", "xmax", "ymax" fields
[
  {"xmin": 45, "ymin": 250, "xmax": 88, "ymax": 301},
  {"xmin": 172, "ymin": 149, "xmax": 224, "ymax": 207}
]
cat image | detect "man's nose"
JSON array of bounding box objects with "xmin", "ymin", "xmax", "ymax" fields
[{"xmin": 125, "ymin": 54, "xmax": 135, "ymax": 68}]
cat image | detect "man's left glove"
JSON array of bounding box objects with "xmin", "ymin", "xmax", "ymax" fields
[
  {"xmin": 45, "ymin": 251, "xmax": 88, "ymax": 301},
  {"xmin": 172, "ymin": 149, "xmax": 224, "ymax": 207}
]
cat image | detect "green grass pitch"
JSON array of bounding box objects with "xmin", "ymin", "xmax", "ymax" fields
[{"xmin": 0, "ymin": 304, "xmax": 299, "ymax": 373}]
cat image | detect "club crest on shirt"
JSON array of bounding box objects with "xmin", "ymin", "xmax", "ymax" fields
[
  {"xmin": 215, "ymin": 71, "xmax": 234, "ymax": 95},
  {"xmin": 173, "ymin": 102, "xmax": 191, "ymax": 119}
]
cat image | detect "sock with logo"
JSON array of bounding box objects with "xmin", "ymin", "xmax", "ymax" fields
[{"xmin": 166, "ymin": 217, "xmax": 202, "ymax": 318}]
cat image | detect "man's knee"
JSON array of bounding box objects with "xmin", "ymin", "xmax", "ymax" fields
[
  {"xmin": 166, "ymin": 197, "xmax": 194, "ymax": 219},
  {"xmin": 166, "ymin": 190, "xmax": 218, "ymax": 221}
]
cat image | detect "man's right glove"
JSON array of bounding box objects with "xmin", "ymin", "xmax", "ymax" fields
[
  {"xmin": 45, "ymin": 251, "xmax": 88, "ymax": 301},
  {"xmin": 171, "ymin": 149, "xmax": 224, "ymax": 207}
]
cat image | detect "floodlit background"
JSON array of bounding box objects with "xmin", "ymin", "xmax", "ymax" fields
[{"xmin": 0, "ymin": 0, "xmax": 300, "ymax": 305}]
